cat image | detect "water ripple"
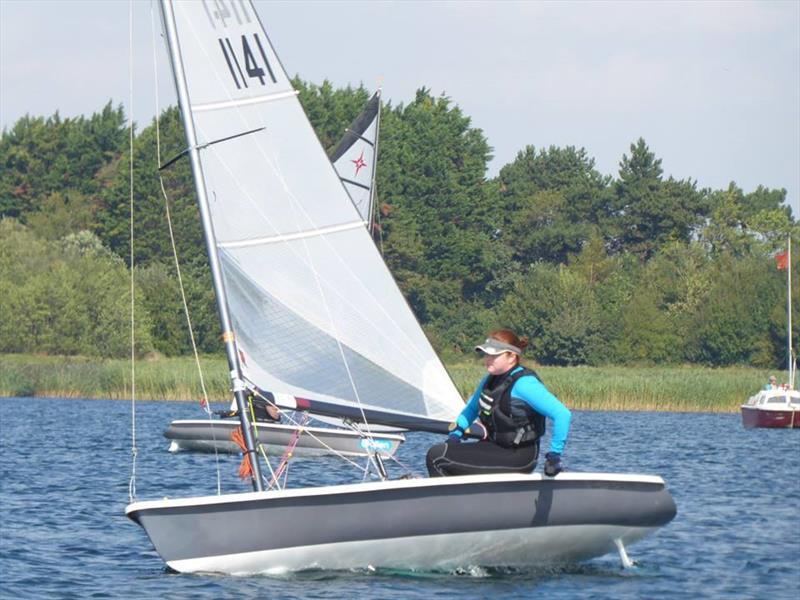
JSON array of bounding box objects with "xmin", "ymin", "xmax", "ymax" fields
[{"xmin": 1, "ymin": 398, "xmax": 798, "ymax": 599}]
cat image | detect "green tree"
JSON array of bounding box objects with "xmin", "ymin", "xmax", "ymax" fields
[
  {"xmin": 0, "ymin": 102, "xmax": 128, "ymax": 220},
  {"xmin": 498, "ymin": 263, "xmax": 602, "ymax": 366},
  {"xmin": 495, "ymin": 145, "xmax": 611, "ymax": 265},
  {"xmin": 700, "ymin": 182, "xmax": 795, "ymax": 258},
  {"xmin": 377, "ymin": 89, "xmax": 494, "ymax": 347},
  {"xmin": 96, "ymin": 106, "xmax": 203, "ymax": 269},
  {"xmin": 687, "ymin": 255, "xmax": 784, "ymax": 366},
  {"xmin": 612, "ymin": 244, "xmax": 711, "ymax": 364},
  {"xmin": 611, "ymin": 138, "xmax": 707, "ymax": 259},
  {"xmin": 25, "ymin": 191, "xmax": 96, "ymax": 240},
  {"xmin": 0, "ymin": 220, "xmax": 153, "ymax": 357}
]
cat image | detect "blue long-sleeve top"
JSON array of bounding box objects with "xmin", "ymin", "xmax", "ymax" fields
[{"xmin": 453, "ymin": 367, "xmax": 571, "ymax": 454}]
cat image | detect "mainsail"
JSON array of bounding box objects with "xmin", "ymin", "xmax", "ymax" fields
[
  {"xmin": 329, "ymin": 91, "xmax": 381, "ymax": 227},
  {"xmin": 165, "ymin": 1, "xmax": 462, "ymax": 428}
]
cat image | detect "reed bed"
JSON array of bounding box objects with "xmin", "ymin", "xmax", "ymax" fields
[
  {"xmin": 450, "ymin": 361, "xmax": 776, "ymax": 412},
  {"xmin": 0, "ymin": 354, "xmax": 783, "ymax": 412},
  {"xmin": 0, "ymin": 354, "xmax": 230, "ymax": 402}
]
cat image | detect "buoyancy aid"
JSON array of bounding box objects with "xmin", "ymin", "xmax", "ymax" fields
[{"xmin": 478, "ymin": 366, "xmax": 545, "ymax": 448}]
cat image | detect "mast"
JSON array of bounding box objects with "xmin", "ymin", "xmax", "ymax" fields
[
  {"xmin": 366, "ymin": 89, "xmax": 382, "ymax": 234},
  {"xmin": 788, "ymin": 236, "xmax": 794, "ymax": 388},
  {"xmin": 159, "ymin": 0, "xmax": 263, "ymax": 491}
]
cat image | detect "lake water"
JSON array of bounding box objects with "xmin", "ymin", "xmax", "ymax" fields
[{"xmin": 1, "ymin": 397, "xmax": 798, "ymax": 599}]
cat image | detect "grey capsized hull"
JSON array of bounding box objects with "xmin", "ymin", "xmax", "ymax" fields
[
  {"xmin": 126, "ymin": 472, "xmax": 677, "ymax": 573},
  {"xmin": 164, "ymin": 419, "xmax": 404, "ymax": 458}
]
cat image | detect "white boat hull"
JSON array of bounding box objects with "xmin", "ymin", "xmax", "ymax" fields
[
  {"xmin": 127, "ymin": 472, "xmax": 677, "ymax": 574},
  {"xmin": 164, "ymin": 419, "xmax": 405, "ymax": 458},
  {"xmin": 170, "ymin": 523, "xmax": 660, "ymax": 574}
]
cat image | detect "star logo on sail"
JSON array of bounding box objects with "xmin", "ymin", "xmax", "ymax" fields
[{"xmin": 352, "ymin": 150, "xmax": 367, "ymax": 176}]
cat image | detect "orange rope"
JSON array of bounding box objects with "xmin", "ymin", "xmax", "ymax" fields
[{"xmin": 230, "ymin": 427, "xmax": 253, "ymax": 480}]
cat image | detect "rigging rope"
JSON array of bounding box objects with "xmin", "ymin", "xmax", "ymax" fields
[
  {"xmin": 247, "ymin": 398, "xmax": 275, "ymax": 489},
  {"xmin": 249, "ymin": 390, "xmax": 373, "ymax": 475},
  {"xmin": 128, "ymin": 0, "xmax": 137, "ymax": 503},
  {"xmin": 267, "ymin": 412, "xmax": 309, "ymax": 490},
  {"xmin": 148, "ymin": 0, "xmax": 224, "ymax": 495}
]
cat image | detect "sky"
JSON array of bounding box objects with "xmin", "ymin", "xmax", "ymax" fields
[{"xmin": 1, "ymin": 0, "xmax": 798, "ymax": 216}]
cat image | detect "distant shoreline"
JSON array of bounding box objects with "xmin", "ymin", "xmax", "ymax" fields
[{"xmin": 1, "ymin": 353, "xmax": 780, "ymax": 413}]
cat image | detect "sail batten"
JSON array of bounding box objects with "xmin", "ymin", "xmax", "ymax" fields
[
  {"xmin": 168, "ymin": 0, "xmax": 463, "ymax": 427},
  {"xmin": 193, "ymin": 89, "xmax": 298, "ymax": 112},
  {"xmin": 218, "ymin": 221, "xmax": 366, "ymax": 248}
]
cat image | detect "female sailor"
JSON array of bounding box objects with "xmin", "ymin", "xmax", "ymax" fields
[{"xmin": 426, "ymin": 329, "xmax": 571, "ymax": 477}]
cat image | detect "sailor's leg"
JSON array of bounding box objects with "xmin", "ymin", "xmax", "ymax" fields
[{"xmin": 426, "ymin": 440, "xmax": 538, "ymax": 477}]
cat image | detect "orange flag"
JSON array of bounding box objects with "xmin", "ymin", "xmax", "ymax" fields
[{"xmin": 775, "ymin": 250, "xmax": 789, "ymax": 270}]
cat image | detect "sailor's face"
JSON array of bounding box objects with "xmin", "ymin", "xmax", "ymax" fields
[{"xmin": 484, "ymin": 351, "xmax": 517, "ymax": 375}]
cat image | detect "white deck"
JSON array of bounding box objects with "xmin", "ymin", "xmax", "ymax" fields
[{"xmin": 741, "ymin": 388, "xmax": 800, "ymax": 411}]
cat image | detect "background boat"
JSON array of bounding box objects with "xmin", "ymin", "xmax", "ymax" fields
[
  {"xmin": 164, "ymin": 416, "xmax": 405, "ymax": 457},
  {"xmin": 741, "ymin": 388, "xmax": 800, "ymax": 428},
  {"xmin": 741, "ymin": 237, "xmax": 797, "ymax": 429}
]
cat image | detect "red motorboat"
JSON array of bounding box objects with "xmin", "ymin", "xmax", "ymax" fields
[{"xmin": 741, "ymin": 387, "xmax": 800, "ymax": 429}]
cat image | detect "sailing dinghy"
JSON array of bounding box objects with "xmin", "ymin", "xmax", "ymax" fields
[
  {"xmin": 127, "ymin": 0, "xmax": 676, "ymax": 574},
  {"xmin": 162, "ymin": 93, "xmax": 399, "ymax": 458},
  {"xmin": 164, "ymin": 417, "xmax": 405, "ymax": 457}
]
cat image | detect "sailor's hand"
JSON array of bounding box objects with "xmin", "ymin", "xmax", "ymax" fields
[
  {"xmin": 266, "ymin": 405, "xmax": 280, "ymax": 421},
  {"xmin": 544, "ymin": 452, "xmax": 562, "ymax": 477}
]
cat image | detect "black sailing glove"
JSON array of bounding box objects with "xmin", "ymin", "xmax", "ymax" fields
[
  {"xmin": 214, "ymin": 409, "xmax": 238, "ymax": 418},
  {"xmin": 544, "ymin": 452, "xmax": 562, "ymax": 477}
]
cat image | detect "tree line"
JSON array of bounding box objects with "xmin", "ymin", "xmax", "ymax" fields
[{"xmin": 0, "ymin": 80, "xmax": 797, "ymax": 368}]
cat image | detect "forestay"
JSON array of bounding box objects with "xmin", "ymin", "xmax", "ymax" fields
[{"xmin": 167, "ymin": 1, "xmax": 462, "ymax": 426}]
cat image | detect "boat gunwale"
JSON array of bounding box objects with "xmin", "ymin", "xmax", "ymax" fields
[{"xmin": 125, "ymin": 471, "xmax": 669, "ymax": 515}]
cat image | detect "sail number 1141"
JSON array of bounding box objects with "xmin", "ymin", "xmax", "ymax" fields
[{"xmin": 218, "ymin": 33, "xmax": 277, "ymax": 90}]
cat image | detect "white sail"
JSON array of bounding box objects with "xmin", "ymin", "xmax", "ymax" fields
[
  {"xmin": 329, "ymin": 91, "xmax": 381, "ymax": 225},
  {"xmin": 166, "ymin": 0, "xmax": 462, "ymax": 425}
]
